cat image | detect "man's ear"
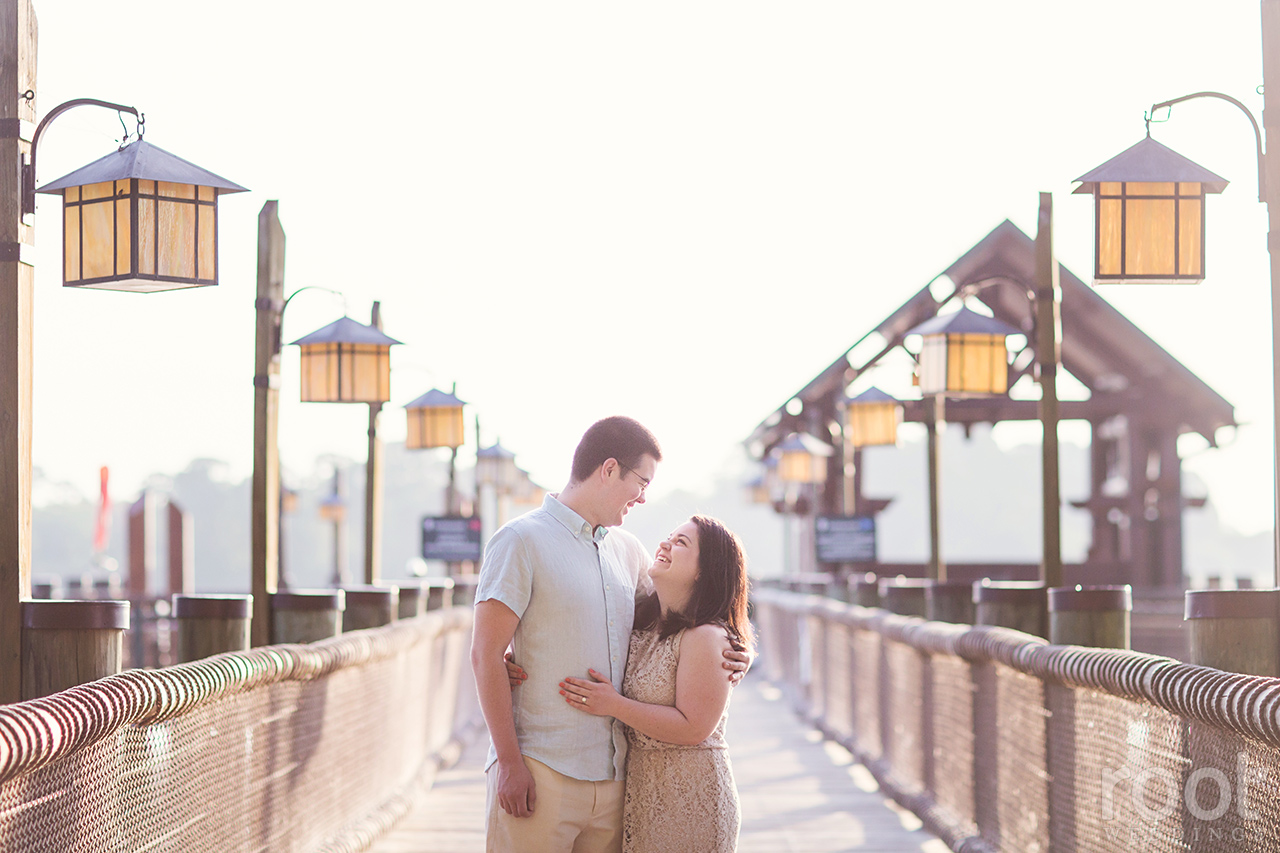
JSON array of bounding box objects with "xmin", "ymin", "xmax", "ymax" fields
[{"xmin": 600, "ymin": 457, "xmax": 620, "ymax": 482}]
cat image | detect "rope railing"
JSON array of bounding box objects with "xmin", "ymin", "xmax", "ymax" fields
[
  {"xmin": 0, "ymin": 606, "xmax": 477, "ymax": 853},
  {"xmin": 754, "ymin": 586, "xmax": 1280, "ymax": 852}
]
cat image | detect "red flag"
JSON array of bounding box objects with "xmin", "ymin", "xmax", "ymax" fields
[{"xmin": 93, "ymin": 466, "xmax": 111, "ymax": 553}]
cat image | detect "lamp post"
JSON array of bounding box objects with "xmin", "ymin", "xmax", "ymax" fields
[
  {"xmin": 318, "ymin": 469, "xmax": 348, "ymax": 587},
  {"xmin": 1, "ymin": 0, "xmax": 245, "ymax": 702},
  {"xmin": 906, "ymin": 306, "xmax": 1021, "ymax": 582},
  {"xmin": 476, "ymin": 439, "xmax": 518, "ymax": 545},
  {"xmin": 249, "ymin": 210, "xmax": 400, "ymax": 645},
  {"xmin": 771, "ymin": 432, "xmax": 832, "ymax": 576}
]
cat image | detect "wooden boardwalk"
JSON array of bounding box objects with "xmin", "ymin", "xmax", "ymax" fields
[{"xmin": 370, "ymin": 676, "xmax": 948, "ymax": 852}]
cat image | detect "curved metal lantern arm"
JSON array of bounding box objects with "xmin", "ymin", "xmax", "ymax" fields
[
  {"xmin": 1150, "ymin": 91, "xmax": 1266, "ymax": 203},
  {"xmin": 21, "ymin": 96, "xmax": 143, "ymax": 215}
]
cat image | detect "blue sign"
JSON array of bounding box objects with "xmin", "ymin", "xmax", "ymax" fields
[{"xmin": 815, "ymin": 515, "xmax": 876, "ymax": 563}]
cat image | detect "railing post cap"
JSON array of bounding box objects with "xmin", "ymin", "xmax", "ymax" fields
[
  {"xmin": 1047, "ymin": 584, "xmax": 1132, "ymax": 612},
  {"xmin": 1184, "ymin": 587, "xmax": 1280, "ymax": 620},
  {"xmin": 973, "ymin": 580, "xmax": 1046, "ymax": 604},
  {"xmin": 271, "ymin": 589, "xmax": 346, "ymax": 612},
  {"xmin": 22, "ymin": 599, "xmax": 130, "ymax": 629},
  {"xmin": 173, "ymin": 593, "xmax": 253, "ymax": 619}
]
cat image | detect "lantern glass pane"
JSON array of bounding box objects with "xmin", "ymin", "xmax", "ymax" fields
[
  {"xmin": 344, "ymin": 344, "xmax": 389, "ymax": 402},
  {"xmin": 158, "ymin": 181, "xmax": 196, "ymax": 199},
  {"xmin": 138, "ymin": 197, "xmax": 156, "ymax": 275},
  {"xmin": 918, "ymin": 335, "xmax": 948, "ymax": 395},
  {"xmin": 299, "ymin": 344, "xmax": 335, "ymax": 402},
  {"xmin": 81, "ymin": 196, "xmax": 115, "ymax": 280},
  {"xmin": 1126, "ymin": 181, "xmax": 1176, "ymax": 196},
  {"xmin": 138, "ymin": 180, "xmax": 155, "ymax": 195},
  {"xmin": 1178, "ymin": 197, "xmax": 1202, "ymax": 277},
  {"xmin": 947, "ymin": 333, "xmax": 1006, "ymax": 395},
  {"xmin": 1124, "ymin": 198, "xmax": 1177, "ymax": 276},
  {"xmin": 115, "ymin": 198, "xmax": 131, "ymax": 275},
  {"xmin": 1179, "ymin": 182, "xmax": 1202, "ymax": 195},
  {"xmin": 1098, "ymin": 197, "xmax": 1123, "ymax": 276},
  {"xmin": 198, "ymin": 208, "xmax": 215, "ymax": 281},
  {"xmin": 198, "ymin": 185, "xmax": 215, "ymax": 202},
  {"xmin": 81, "ymin": 181, "xmax": 112, "ymax": 201},
  {"xmin": 64, "ymin": 205, "xmax": 80, "ymax": 282},
  {"xmin": 157, "ymin": 196, "xmax": 196, "ymax": 280},
  {"xmin": 65, "ymin": 186, "xmax": 79, "ymax": 203},
  {"xmin": 848, "ymin": 401, "xmax": 898, "ymax": 447}
]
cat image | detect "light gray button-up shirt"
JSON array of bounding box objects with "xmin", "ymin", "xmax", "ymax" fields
[{"xmin": 476, "ymin": 494, "xmax": 652, "ymax": 781}]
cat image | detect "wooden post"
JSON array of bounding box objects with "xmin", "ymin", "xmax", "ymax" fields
[
  {"xmin": 251, "ymin": 201, "xmax": 285, "ymax": 647},
  {"xmin": 22, "ymin": 600, "xmax": 128, "ymax": 700},
  {"xmin": 127, "ymin": 491, "xmax": 156, "ymax": 599},
  {"xmin": 1185, "ymin": 588, "xmax": 1280, "ymax": 676},
  {"xmin": 926, "ymin": 395, "xmax": 945, "ymax": 582},
  {"xmin": 0, "ymin": 0, "xmax": 37, "ymax": 705},
  {"xmin": 876, "ymin": 576, "xmax": 927, "ymax": 618},
  {"xmin": 974, "ymin": 581, "xmax": 1047, "ymax": 638},
  {"xmin": 172, "ymin": 594, "xmax": 251, "ymax": 662},
  {"xmin": 425, "ymin": 577, "xmax": 454, "ymax": 611},
  {"xmin": 363, "ymin": 302, "xmax": 385, "ymax": 585},
  {"xmin": 390, "ymin": 579, "xmax": 426, "ymax": 619},
  {"xmin": 342, "ymin": 585, "xmax": 397, "ymax": 632},
  {"xmin": 1034, "ymin": 191, "xmax": 1064, "ymax": 591},
  {"xmin": 925, "ymin": 578, "xmax": 974, "ymax": 624},
  {"xmin": 167, "ymin": 500, "xmax": 193, "ymax": 595},
  {"xmin": 272, "ymin": 590, "xmax": 344, "ymax": 644},
  {"xmin": 846, "ymin": 571, "xmax": 878, "ymax": 608},
  {"xmin": 1048, "ymin": 584, "xmax": 1131, "ymax": 649}
]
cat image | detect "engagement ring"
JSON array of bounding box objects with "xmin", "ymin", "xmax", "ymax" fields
[{"xmin": 581, "ymin": 696, "xmax": 587, "ymax": 704}]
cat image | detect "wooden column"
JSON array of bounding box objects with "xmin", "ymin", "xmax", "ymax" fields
[
  {"xmin": 1034, "ymin": 191, "xmax": 1063, "ymax": 591},
  {"xmin": 0, "ymin": 0, "xmax": 36, "ymax": 705},
  {"xmin": 22, "ymin": 600, "xmax": 128, "ymax": 700},
  {"xmin": 173, "ymin": 594, "xmax": 251, "ymax": 662},
  {"xmin": 167, "ymin": 499, "xmax": 193, "ymax": 595},
  {"xmin": 925, "ymin": 395, "xmax": 945, "ymax": 581},
  {"xmin": 127, "ymin": 491, "xmax": 156, "ymax": 599},
  {"xmin": 251, "ymin": 201, "xmax": 285, "ymax": 647},
  {"xmin": 342, "ymin": 585, "xmax": 397, "ymax": 632},
  {"xmin": 273, "ymin": 589, "xmax": 344, "ymax": 644},
  {"xmin": 363, "ymin": 302, "xmax": 384, "ymax": 585}
]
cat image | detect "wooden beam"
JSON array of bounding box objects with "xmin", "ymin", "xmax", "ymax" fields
[
  {"xmin": 251, "ymin": 201, "xmax": 285, "ymax": 647},
  {"xmin": 0, "ymin": 0, "xmax": 37, "ymax": 705}
]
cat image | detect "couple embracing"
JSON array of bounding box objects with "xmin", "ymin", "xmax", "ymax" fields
[{"xmin": 472, "ymin": 416, "xmax": 753, "ymax": 853}]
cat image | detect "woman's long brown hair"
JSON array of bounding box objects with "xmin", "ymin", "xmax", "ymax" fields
[{"xmin": 634, "ymin": 515, "xmax": 753, "ymax": 651}]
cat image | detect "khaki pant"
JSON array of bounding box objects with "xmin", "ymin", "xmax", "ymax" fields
[{"xmin": 485, "ymin": 756, "xmax": 624, "ymax": 853}]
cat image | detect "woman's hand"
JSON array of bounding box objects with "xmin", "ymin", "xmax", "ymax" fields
[
  {"xmin": 504, "ymin": 650, "xmax": 528, "ymax": 689},
  {"xmin": 558, "ymin": 668, "xmax": 620, "ymax": 717}
]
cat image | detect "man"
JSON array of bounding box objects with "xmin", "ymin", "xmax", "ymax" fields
[{"xmin": 472, "ymin": 416, "xmax": 747, "ymax": 853}]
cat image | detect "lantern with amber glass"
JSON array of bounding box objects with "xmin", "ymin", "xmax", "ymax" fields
[
  {"xmin": 289, "ymin": 316, "xmax": 402, "ymax": 404},
  {"xmin": 906, "ymin": 307, "xmax": 1020, "ymax": 397},
  {"xmin": 844, "ymin": 387, "xmax": 902, "ymax": 448},
  {"xmin": 1074, "ymin": 136, "xmax": 1227, "ymax": 285},
  {"xmin": 404, "ymin": 388, "xmax": 466, "ymax": 450},
  {"xmin": 476, "ymin": 442, "xmax": 518, "ymax": 492},
  {"xmin": 36, "ymin": 140, "xmax": 247, "ymax": 292},
  {"xmin": 773, "ymin": 433, "xmax": 833, "ymax": 485}
]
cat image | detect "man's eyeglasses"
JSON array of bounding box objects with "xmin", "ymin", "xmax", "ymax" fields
[{"xmin": 619, "ymin": 464, "xmax": 651, "ymax": 492}]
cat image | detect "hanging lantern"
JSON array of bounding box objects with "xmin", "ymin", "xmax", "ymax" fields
[
  {"xmin": 772, "ymin": 433, "xmax": 833, "ymax": 485},
  {"xmin": 318, "ymin": 493, "xmax": 346, "ymax": 524},
  {"xmin": 405, "ymin": 387, "xmax": 466, "ymax": 450},
  {"xmin": 476, "ymin": 442, "xmax": 518, "ymax": 492},
  {"xmin": 906, "ymin": 307, "xmax": 1020, "ymax": 397},
  {"xmin": 1074, "ymin": 136, "xmax": 1227, "ymax": 285},
  {"xmin": 290, "ymin": 316, "xmax": 402, "ymax": 403},
  {"xmin": 844, "ymin": 386, "xmax": 902, "ymax": 447},
  {"xmin": 36, "ymin": 140, "xmax": 247, "ymax": 293}
]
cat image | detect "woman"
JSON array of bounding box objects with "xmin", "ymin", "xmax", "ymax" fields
[{"xmin": 559, "ymin": 515, "xmax": 752, "ymax": 853}]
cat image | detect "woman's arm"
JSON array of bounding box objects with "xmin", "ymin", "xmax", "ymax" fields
[{"xmin": 559, "ymin": 624, "xmax": 733, "ymax": 746}]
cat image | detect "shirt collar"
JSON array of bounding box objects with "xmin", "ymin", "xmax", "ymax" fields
[{"xmin": 544, "ymin": 493, "xmax": 610, "ymax": 543}]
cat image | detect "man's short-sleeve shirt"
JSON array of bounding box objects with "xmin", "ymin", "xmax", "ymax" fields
[{"xmin": 475, "ymin": 494, "xmax": 651, "ymax": 781}]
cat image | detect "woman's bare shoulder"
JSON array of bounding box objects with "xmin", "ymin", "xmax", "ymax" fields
[{"xmin": 685, "ymin": 622, "xmax": 733, "ymax": 651}]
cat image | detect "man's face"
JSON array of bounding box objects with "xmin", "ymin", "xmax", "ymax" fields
[{"xmin": 603, "ymin": 453, "xmax": 657, "ymax": 527}]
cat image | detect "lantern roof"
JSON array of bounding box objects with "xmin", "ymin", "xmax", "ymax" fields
[
  {"xmin": 1072, "ymin": 136, "xmax": 1228, "ymax": 194},
  {"xmin": 289, "ymin": 316, "xmax": 403, "ymax": 347},
  {"xmin": 773, "ymin": 433, "xmax": 833, "ymax": 457},
  {"xmin": 846, "ymin": 386, "xmax": 899, "ymax": 405},
  {"xmin": 477, "ymin": 442, "xmax": 516, "ymax": 460},
  {"xmin": 905, "ymin": 305, "xmax": 1020, "ymax": 338},
  {"xmin": 405, "ymin": 387, "xmax": 466, "ymax": 410},
  {"xmin": 37, "ymin": 139, "xmax": 248, "ymax": 195}
]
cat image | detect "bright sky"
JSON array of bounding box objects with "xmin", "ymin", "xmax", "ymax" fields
[{"xmin": 25, "ymin": 2, "xmax": 1280, "ymax": 536}]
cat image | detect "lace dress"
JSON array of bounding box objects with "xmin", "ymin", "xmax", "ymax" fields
[{"xmin": 621, "ymin": 627, "xmax": 740, "ymax": 853}]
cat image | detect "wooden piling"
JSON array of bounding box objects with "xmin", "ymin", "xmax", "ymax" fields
[
  {"xmin": 1048, "ymin": 585, "xmax": 1131, "ymax": 649},
  {"xmin": 974, "ymin": 581, "xmax": 1046, "ymax": 638},
  {"xmin": 1185, "ymin": 588, "xmax": 1280, "ymax": 676},
  {"xmin": 21, "ymin": 600, "xmax": 129, "ymax": 700},
  {"xmin": 272, "ymin": 590, "xmax": 344, "ymax": 644},
  {"xmin": 342, "ymin": 586, "xmax": 398, "ymax": 632},
  {"xmin": 877, "ymin": 577, "xmax": 927, "ymax": 618},
  {"xmin": 925, "ymin": 579, "xmax": 974, "ymax": 624},
  {"xmin": 172, "ymin": 594, "xmax": 252, "ymax": 662}
]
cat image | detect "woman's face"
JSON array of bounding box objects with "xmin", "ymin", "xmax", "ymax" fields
[{"xmin": 650, "ymin": 520, "xmax": 700, "ymax": 602}]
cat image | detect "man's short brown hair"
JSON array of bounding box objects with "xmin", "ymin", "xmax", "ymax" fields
[{"xmin": 570, "ymin": 416, "xmax": 662, "ymax": 483}]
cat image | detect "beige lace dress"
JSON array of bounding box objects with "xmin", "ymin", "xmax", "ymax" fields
[{"xmin": 620, "ymin": 627, "xmax": 740, "ymax": 853}]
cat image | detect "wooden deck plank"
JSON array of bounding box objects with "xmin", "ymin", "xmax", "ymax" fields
[{"xmin": 369, "ymin": 677, "xmax": 948, "ymax": 852}]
